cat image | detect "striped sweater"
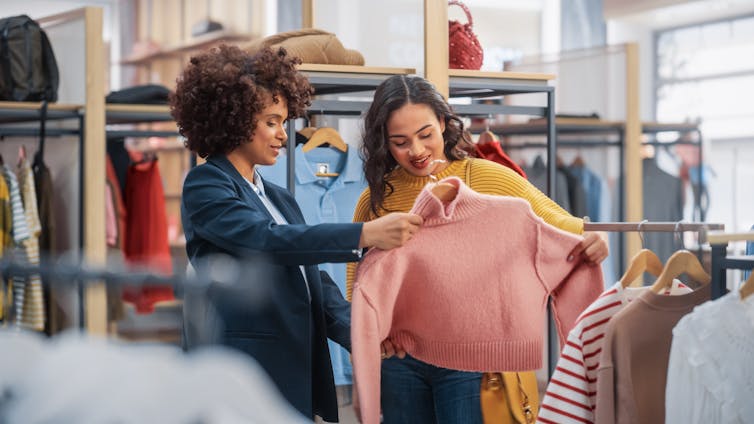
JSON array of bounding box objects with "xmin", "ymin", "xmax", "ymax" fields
[
  {"xmin": 346, "ymin": 158, "xmax": 583, "ymax": 300},
  {"xmin": 537, "ymin": 280, "xmax": 690, "ymax": 424}
]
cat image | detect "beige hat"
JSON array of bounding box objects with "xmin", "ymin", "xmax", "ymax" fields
[{"xmin": 243, "ymin": 28, "xmax": 364, "ymax": 66}]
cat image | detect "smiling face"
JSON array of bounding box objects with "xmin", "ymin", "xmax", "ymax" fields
[
  {"xmin": 239, "ymin": 95, "xmax": 288, "ymax": 167},
  {"xmin": 386, "ymin": 102, "xmax": 448, "ymax": 177}
]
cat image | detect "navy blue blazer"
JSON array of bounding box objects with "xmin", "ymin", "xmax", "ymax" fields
[{"xmin": 181, "ymin": 155, "xmax": 362, "ymax": 421}]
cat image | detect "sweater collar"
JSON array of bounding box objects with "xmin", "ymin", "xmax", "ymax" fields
[
  {"xmin": 388, "ymin": 159, "xmax": 468, "ymax": 189},
  {"xmin": 636, "ymin": 282, "xmax": 710, "ymax": 311},
  {"xmin": 410, "ymin": 176, "xmax": 486, "ymax": 226}
]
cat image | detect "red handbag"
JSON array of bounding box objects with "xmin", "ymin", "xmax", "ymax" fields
[{"xmin": 448, "ymin": 0, "xmax": 484, "ymax": 70}]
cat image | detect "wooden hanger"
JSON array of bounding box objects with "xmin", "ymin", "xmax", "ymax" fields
[
  {"xmin": 302, "ymin": 127, "xmax": 348, "ymax": 153},
  {"xmin": 740, "ymin": 272, "xmax": 754, "ymax": 300},
  {"xmin": 298, "ymin": 126, "xmax": 317, "ymax": 139},
  {"xmin": 431, "ymin": 182, "xmax": 458, "ymax": 202},
  {"xmin": 17, "ymin": 145, "xmax": 27, "ymax": 166},
  {"xmin": 650, "ymin": 250, "xmax": 711, "ymax": 293},
  {"xmin": 477, "ymin": 130, "xmax": 498, "ymax": 145},
  {"xmin": 477, "ymin": 116, "xmax": 497, "ymax": 145},
  {"xmin": 619, "ymin": 249, "xmax": 664, "ymax": 288},
  {"xmin": 571, "ymin": 150, "xmax": 585, "ymax": 167}
]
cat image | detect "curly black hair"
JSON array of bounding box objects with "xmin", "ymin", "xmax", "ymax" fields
[
  {"xmin": 170, "ymin": 45, "xmax": 313, "ymax": 158},
  {"xmin": 361, "ymin": 75, "xmax": 472, "ymax": 216}
]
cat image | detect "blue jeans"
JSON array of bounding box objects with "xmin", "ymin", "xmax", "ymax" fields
[{"xmin": 381, "ymin": 355, "xmax": 483, "ymax": 423}]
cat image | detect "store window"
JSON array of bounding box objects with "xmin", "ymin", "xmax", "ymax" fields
[
  {"xmin": 655, "ymin": 14, "xmax": 754, "ymax": 234},
  {"xmin": 655, "ymin": 15, "xmax": 754, "ymax": 139}
]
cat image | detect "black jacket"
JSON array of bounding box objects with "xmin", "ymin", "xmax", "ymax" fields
[{"xmin": 181, "ymin": 155, "xmax": 362, "ymax": 421}]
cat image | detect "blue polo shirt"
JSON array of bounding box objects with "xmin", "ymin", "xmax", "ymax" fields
[{"xmin": 259, "ymin": 144, "xmax": 365, "ymax": 386}]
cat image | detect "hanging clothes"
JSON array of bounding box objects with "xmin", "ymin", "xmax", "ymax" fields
[
  {"xmin": 32, "ymin": 152, "xmax": 57, "ymax": 334},
  {"xmin": 105, "ymin": 157, "xmax": 127, "ymax": 251},
  {"xmin": 665, "ymin": 289, "xmax": 754, "ymax": 423},
  {"xmin": 4, "ymin": 164, "xmax": 43, "ymax": 331},
  {"xmin": 16, "ymin": 158, "xmax": 46, "ymax": 331},
  {"xmin": 123, "ymin": 159, "xmax": 174, "ymax": 314},
  {"xmin": 32, "ymin": 152, "xmax": 55, "ymax": 256},
  {"xmin": 473, "ymin": 141, "xmax": 527, "ymax": 178},
  {"xmin": 258, "ymin": 143, "xmax": 365, "ymax": 387},
  {"xmin": 568, "ymin": 163, "xmax": 616, "ymax": 284},
  {"xmin": 643, "ymin": 158, "xmax": 684, "ymax": 262},
  {"xmin": 0, "ymin": 173, "xmax": 11, "ymax": 322},
  {"xmin": 744, "ymin": 224, "xmax": 754, "ymax": 281},
  {"xmin": 523, "ymin": 155, "xmax": 572, "ymax": 213},
  {"xmin": 558, "ymin": 165, "xmax": 588, "ymax": 219},
  {"xmin": 594, "ymin": 284, "xmax": 710, "ymax": 424},
  {"xmin": 106, "ymin": 137, "xmax": 130, "ymax": 202},
  {"xmin": 538, "ymin": 280, "xmax": 690, "ymax": 424}
]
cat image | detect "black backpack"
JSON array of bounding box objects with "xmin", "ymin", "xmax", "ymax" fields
[{"xmin": 0, "ymin": 15, "xmax": 59, "ymax": 102}]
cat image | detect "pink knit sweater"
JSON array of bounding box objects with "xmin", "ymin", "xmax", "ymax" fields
[{"xmin": 351, "ymin": 177, "xmax": 604, "ymax": 424}]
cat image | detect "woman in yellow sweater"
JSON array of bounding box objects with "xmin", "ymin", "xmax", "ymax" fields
[{"xmin": 347, "ymin": 75, "xmax": 608, "ymax": 423}]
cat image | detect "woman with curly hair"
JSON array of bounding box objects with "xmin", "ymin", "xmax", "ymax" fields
[
  {"xmin": 172, "ymin": 45, "xmax": 421, "ymax": 422},
  {"xmin": 347, "ymin": 75, "xmax": 608, "ymax": 423}
]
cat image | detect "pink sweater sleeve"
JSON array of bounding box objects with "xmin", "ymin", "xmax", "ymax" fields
[
  {"xmin": 534, "ymin": 217, "xmax": 604, "ymax": 346},
  {"xmin": 351, "ymin": 251, "xmax": 407, "ymax": 424},
  {"xmin": 351, "ymin": 287, "xmax": 382, "ymax": 424}
]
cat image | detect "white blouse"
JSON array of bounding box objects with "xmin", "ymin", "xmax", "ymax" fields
[{"xmin": 665, "ymin": 289, "xmax": 754, "ymax": 424}]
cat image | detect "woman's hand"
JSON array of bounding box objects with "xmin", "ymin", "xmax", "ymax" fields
[
  {"xmin": 359, "ymin": 213, "xmax": 423, "ymax": 250},
  {"xmin": 568, "ymin": 231, "xmax": 609, "ymax": 266},
  {"xmin": 381, "ymin": 338, "xmax": 406, "ymax": 360}
]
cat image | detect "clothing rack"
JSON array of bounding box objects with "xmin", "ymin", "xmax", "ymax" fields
[
  {"xmin": 0, "ymin": 257, "xmax": 212, "ymax": 333},
  {"xmin": 0, "ymin": 102, "xmax": 86, "ymax": 249},
  {"xmin": 584, "ymin": 221, "xmax": 724, "ymax": 260},
  {"xmin": 583, "ymin": 221, "xmax": 723, "ymax": 233},
  {"xmin": 708, "ymin": 231, "xmax": 754, "ymax": 300}
]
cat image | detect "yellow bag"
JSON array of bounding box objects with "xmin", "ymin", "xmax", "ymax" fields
[{"xmin": 480, "ymin": 371, "xmax": 538, "ymax": 424}]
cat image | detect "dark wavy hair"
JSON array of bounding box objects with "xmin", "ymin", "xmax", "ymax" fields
[
  {"xmin": 170, "ymin": 45, "xmax": 313, "ymax": 158},
  {"xmin": 361, "ymin": 75, "xmax": 471, "ymax": 215}
]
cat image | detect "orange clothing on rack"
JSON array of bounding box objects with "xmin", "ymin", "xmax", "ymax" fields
[{"xmin": 123, "ymin": 160, "xmax": 174, "ymax": 313}]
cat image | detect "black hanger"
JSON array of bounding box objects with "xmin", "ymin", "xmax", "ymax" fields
[{"xmin": 33, "ymin": 100, "xmax": 48, "ymax": 168}]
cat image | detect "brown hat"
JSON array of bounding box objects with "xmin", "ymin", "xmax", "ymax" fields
[{"xmin": 243, "ymin": 28, "xmax": 364, "ymax": 66}]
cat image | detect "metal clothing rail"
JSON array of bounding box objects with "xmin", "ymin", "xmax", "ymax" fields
[
  {"xmin": 0, "ymin": 258, "xmax": 213, "ymax": 333},
  {"xmin": 708, "ymin": 231, "xmax": 754, "ymax": 300},
  {"xmin": 583, "ymin": 221, "xmax": 724, "ymax": 233}
]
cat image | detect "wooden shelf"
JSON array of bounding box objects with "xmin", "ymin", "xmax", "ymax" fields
[
  {"xmin": 470, "ymin": 118, "xmax": 625, "ymax": 136},
  {"xmin": 449, "ymin": 69, "xmax": 556, "ymax": 81},
  {"xmin": 298, "ymin": 64, "xmax": 416, "ymax": 75},
  {"xmin": 297, "ymin": 65, "xmax": 416, "ymax": 96},
  {"xmin": 641, "ymin": 121, "xmax": 700, "ymax": 133},
  {"xmin": 0, "ymin": 101, "xmax": 82, "ymax": 124},
  {"xmin": 120, "ymin": 30, "xmax": 255, "ymax": 65},
  {"xmin": 0, "ymin": 101, "xmax": 81, "ymax": 111}
]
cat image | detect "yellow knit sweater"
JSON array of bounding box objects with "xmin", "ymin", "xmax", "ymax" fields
[{"xmin": 345, "ymin": 158, "xmax": 583, "ymax": 300}]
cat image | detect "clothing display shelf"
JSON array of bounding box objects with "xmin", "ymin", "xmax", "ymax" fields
[
  {"xmin": 641, "ymin": 122, "xmax": 705, "ymax": 222},
  {"xmin": 119, "ymin": 30, "xmax": 254, "ymax": 66},
  {"xmin": 0, "ymin": 101, "xmax": 85, "ymax": 248},
  {"xmin": 708, "ymin": 231, "xmax": 754, "ymax": 300}
]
